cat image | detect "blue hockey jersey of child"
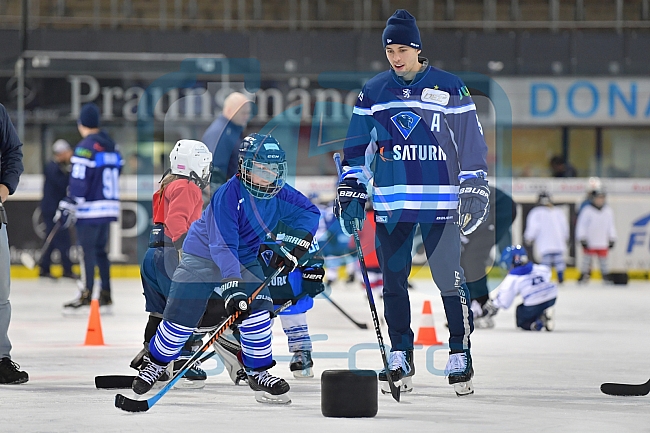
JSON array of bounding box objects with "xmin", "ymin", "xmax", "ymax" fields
[
  {"xmin": 182, "ymin": 176, "xmax": 321, "ymax": 279},
  {"xmin": 343, "ymin": 62, "xmax": 488, "ymax": 224}
]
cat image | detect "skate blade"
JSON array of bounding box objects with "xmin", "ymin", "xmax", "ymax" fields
[
  {"xmin": 292, "ymin": 367, "xmax": 314, "ymax": 379},
  {"xmin": 99, "ymin": 305, "xmax": 114, "ymax": 316},
  {"xmin": 254, "ymin": 391, "xmax": 291, "ymax": 405},
  {"xmin": 380, "ymin": 377, "xmax": 413, "ymax": 394},
  {"xmin": 453, "ymin": 379, "xmax": 474, "ymax": 396},
  {"xmin": 172, "ymin": 378, "xmax": 206, "ymax": 390}
]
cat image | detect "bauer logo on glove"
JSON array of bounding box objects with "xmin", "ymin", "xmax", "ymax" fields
[{"xmin": 458, "ymin": 177, "xmax": 490, "ymax": 236}]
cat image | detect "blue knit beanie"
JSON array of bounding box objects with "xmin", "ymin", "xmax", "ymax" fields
[
  {"xmin": 78, "ymin": 103, "xmax": 100, "ymax": 128},
  {"xmin": 382, "ymin": 9, "xmax": 421, "ymax": 49}
]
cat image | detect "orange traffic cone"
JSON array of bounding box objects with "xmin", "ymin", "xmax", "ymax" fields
[
  {"xmin": 84, "ymin": 299, "xmax": 105, "ymax": 346},
  {"xmin": 414, "ymin": 300, "xmax": 442, "ymax": 346}
]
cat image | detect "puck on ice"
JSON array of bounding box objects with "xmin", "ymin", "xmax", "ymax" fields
[{"xmin": 321, "ymin": 369, "xmax": 377, "ymax": 418}]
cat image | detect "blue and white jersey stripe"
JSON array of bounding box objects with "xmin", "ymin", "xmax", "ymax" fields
[
  {"xmin": 353, "ymin": 100, "xmax": 477, "ymax": 116},
  {"xmin": 76, "ymin": 200, "xmax": 120, "ymax": 220}
]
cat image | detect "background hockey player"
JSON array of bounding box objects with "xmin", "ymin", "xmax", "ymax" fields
[
  {"xmin": 132, "ymin": 133, "xmax": 320, "ymax": 404},
  {"xmin": 483, "ymin": 245, "xmax": 556, "ymax": 331},
  {"xmin": 59, "ymin": 103, "xmax": 123, "ymax": 313},
  {"xmin": 259, "ymin": 224, "xmax": 325, "ymax": 379},
  {"xmin": 131, "ymin": 139, "xmax": 214, "ymax": 388},
  {"xmin": 335, "ymin": 9, "xmax": 489, "ymax": 396},
  {"xmin": 523, "ymin": 191, "xmax": 569, "ymax": 283},
  {"xmin": 462, "ymin": 187, "xmax": 516, "ymax": 328},
  {"xmin": 575, "ymin": 186, "xmax": 617, "ymax": 284}
]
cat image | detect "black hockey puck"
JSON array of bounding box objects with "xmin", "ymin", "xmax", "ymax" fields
[{"xmin": 321, "ymin": 369, "xmax": 377, "ymax": 418}]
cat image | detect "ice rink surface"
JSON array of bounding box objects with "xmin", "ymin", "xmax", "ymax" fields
[{"xmin": 1, "ymin": 277, "xmax": 649, "ymax": 433}]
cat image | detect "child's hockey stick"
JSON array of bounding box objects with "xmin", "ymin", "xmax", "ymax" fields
[
  {"xmin": 334, "ymin": 152, "xmax": 400, "ymax": 402},
  {"xmin": 601, "ymin": 378, "xmax": 650, "ymax": 396},
  {"xmin": 115, "ymin": 266, "xmax": 285, "ymax": 412}
]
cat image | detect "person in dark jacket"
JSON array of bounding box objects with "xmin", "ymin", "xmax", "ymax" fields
[
  {"xmin": 39, "ymin": 139, "xmax": 77, "ymax": 279},
  {"xmin": 201, "ymin": 92, "xmax": 252, "ymax": 199},
  {"xmin": 0, "ymin": 102, "xmax": 28, "ymax": 384}
]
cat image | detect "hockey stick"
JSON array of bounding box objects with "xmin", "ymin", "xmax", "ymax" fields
[
  {"xmin": 115, "ymin": 266, "xmax": 285, "ymax": 412},
  {"xmin": 321, "ymin": 292, "xmax": 368, "ymax": 329},
  {"xmin": 20, "ymin": 220, "xmax": 63, "ymax": 270},
  {"xmin": 102, "ymin": 280, "xmax": 310, "ymax": 389},
  {"xmin": 334, "ymin": 153, "xmax": 400, "ymax": 402},
  {"xmin": 600, "ymin": 379, "xmax": 650, "ymax": 396},
  {"xmin": 95, "ymin": 351, "xmax": 218, "ymax": 390}
]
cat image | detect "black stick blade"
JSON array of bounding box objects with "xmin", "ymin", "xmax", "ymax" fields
[
  {"xmin": 115, "ymin": 394, "xmax": 150, "ymax": 412},
  {"xmin": 359, "ymin": 323, "xmax": 369, "ymax": 329},
  {"xmin": 95, "ymin": 375, "xmax": 136, "ymax": 389},
  {"xmin": 389, "ymin": 381, "xmax": 401, "ymax": 402},
  {"xmin": 600, "ymin": 379, "xmax": 650, "ymax": 396}
]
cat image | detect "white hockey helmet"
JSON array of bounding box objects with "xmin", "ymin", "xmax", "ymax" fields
[{"xmin": 169, "ymin": 139, "xmax": 213, "ymax": 189}]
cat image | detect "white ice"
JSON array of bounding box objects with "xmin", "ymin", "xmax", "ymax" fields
[{"xmin": 1, "ymin": 277, "xmax": 649, "ymax": 433}]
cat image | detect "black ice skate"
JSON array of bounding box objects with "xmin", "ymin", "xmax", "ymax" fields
[
  {"xmin": 246, "ymin": 368, "xmax": 291, "ymax": 404},
  {"xmin": 132, "ymin": 352, "xmax": 170, "ymax": 395},
  {"xmin": 99, "ymin": 290, "xmax": 113, "ymax": 315},
  {"xmin": 379, "ymin": 350, "xmax": 414, "ymax": 394},
  {"xmin": 0, "ymin": 358, "xmax": 29, "ymax": 385},
  {"xmin": 289, "ymin": 350, "xmax": 314, "ymax": 379},
  {"xmin": 172, "ymin": 335, "xmax": 207, "ymax": 389},
  {"xmin": 213, "ymin": 334, "xmax": 247, "ymax": 385},
  {"xmin": 445, "ymin": 350, "xmax": 474, "ymax": 396},
  {"xmin": 62, "ymin": 289, "xmax": 91, "ymax": 315}
]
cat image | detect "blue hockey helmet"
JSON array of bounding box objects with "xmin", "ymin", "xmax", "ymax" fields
[
  {"xmin": 238, "ymin": 133, "xmax": 287, "ymax": 199},
  {"xmin": 500, "ymin": 245, "xmax": 529, "ymax": 269}
]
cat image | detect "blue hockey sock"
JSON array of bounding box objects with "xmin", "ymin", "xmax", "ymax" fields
[
  {"xmin": 239, "ymin": 310, "xmax": 273, "ymax": 370},
  {"xmin": 150, "ymin": 320, "xmax": 194, "ymax": 364},
  {"xmin": 280, "ymin": 313, "xmax": 312, "ymax": 352}
]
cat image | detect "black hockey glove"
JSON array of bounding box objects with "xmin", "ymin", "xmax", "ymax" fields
[
  {"xmin": 301, "ymin": 264, "xmax": 325, "ymax": 298},
  {"xmin": 334, "ymin": 177, "xmax": 368, "ymax": 237},
  {"xmin": 608, "ymin": 241, "xmax": 615, "ymax": 250},
  {"xmin": 270, "ymin": 232, "xmax": 313, "ymax": 276},
  {"xmin": 459, "ymin": 177, "xmax": 490, "ymax": 235},
  {"xmin": 482, "ymin": 299, "xmax": 499, "ymax": 318},
  {"xmin": 222, "ymin": 278, "xmax": 251, "ymax": 320},
  {"xmin": 580, "ymin": 240, "xmax": 588, "ymax": 250},
  {"xmin": 53, "ymin": 197, "xmax": 77, "ymax": 229}
]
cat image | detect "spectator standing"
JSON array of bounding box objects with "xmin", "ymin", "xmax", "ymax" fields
[
  {"xmin": 201, "ymin": 92, "xmax": 252, "ymax": 196},
  {"xmin": 0, "ymin": 102, "xmax": 28, "ymax": 384}
]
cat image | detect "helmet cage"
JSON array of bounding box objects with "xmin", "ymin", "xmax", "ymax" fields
[{"xmin": 240, "ymin": 158, "xmax": 287, "ymax": 199}]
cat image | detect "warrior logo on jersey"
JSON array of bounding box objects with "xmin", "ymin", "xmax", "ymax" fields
[
  {"xmin": 402, "ymin": 88, "xmax": 411, "ymax": 99},
  {"xmin": 260, "ymin": 249, "xmax": 274, "ymax": 266},
  {"xmin": 390, "ymin": 111, "xmax": 421, "ymax": 140}
]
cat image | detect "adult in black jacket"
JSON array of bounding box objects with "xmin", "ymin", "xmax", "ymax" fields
[
  {"xmin": 0, "ymin": 102, "xmax": 28, "ymax": 384},
  {"xmin": 39, "ymin": 139, "xmax": 77, "ymax": 279}
]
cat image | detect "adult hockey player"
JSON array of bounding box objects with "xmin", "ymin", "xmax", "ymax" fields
[
  {"xmin": 130, "ymin": 139, "xmax": 215, "ymax": 388},
  {"xmin": 335, "ymin": 9, "xmax": 489, "ymax": 396},
  {"xmin": 59, "ymin": 103, "xmax": 122, "ymax": 313},
  {"xmin": 259, "ymin": 225, "xmax": 325, "ymax": 379},
  {"xmin": 483, "ymin": 245, "xmax": 556, "ymax": 331},
  {"xmin": 523, "ymin": 192, "xmax": 569, "ymax": 283},
  {"xmin": 132, "ymin": 133, "xmax": 320, "ymax": 404}
]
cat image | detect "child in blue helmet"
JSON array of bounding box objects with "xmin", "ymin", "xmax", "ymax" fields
[
  {"xmin": 132, "ymin": 133, "xmax": 320, "ymax": 404},
  {"xmin": 483, "ymin": 245, "xmax": 557, "ymax": 331}
]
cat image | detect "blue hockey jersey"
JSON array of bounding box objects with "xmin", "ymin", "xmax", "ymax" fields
[
  {"xmin": 182, "ymin": 176, "xmax": 321, "ymax": 280},
  {"xmin": 342, "ymin": 61, "xmax": 488, "ymax": 224},
  {"xmin": 69, "ymin": 131, "xmax": 122, "ymax": 224}
]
